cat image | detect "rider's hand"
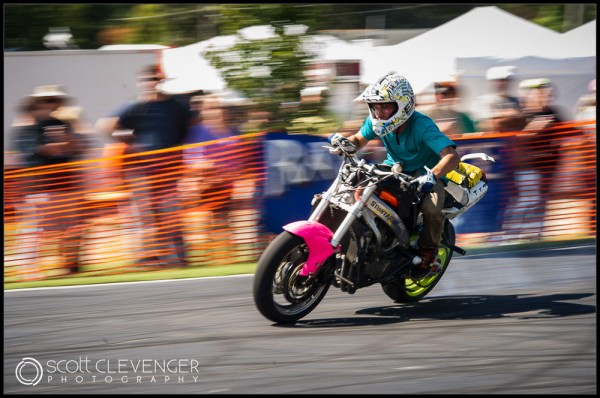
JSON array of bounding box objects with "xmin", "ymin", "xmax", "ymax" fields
[
  {"xmin": 328, "ymin": 133, "xmax": 356, "ymax": 155},
  {"xmin": 414, "ymin": 166, "xmax": 437, "ymax": 194}
]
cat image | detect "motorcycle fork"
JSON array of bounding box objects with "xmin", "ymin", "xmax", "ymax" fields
[
  {"xmin": 329, "ymin": 184, "xmax": 377, "ymax": 248},
  {"xmin": 309, "ymin": 176, "xmax": 340, "ymax": 222}
]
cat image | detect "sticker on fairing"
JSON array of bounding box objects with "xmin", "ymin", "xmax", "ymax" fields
[{"xmin": 367, "ymin": 197, "xmax": 396, "ymax": 226}]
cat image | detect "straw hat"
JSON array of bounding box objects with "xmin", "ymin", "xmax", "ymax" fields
[{"xmin": 29, "ymin": 84, "xmax": 70, "ymax": 99}]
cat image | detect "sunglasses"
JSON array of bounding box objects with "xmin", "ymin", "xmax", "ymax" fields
[{"xmin": 39, "ymin": 98, "xmax": 62, "ymax": 104}]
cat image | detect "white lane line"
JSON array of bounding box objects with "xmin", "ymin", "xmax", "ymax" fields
[
  {"xmin": 394, "ymin": 366, "xmax": 427, "ymax": 371},
  {"xmin": 4, "ymin": 273, "xmax": 254, "ymax": 293}
]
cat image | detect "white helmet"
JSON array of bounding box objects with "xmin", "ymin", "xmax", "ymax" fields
[{"xmin": 355, "ymin": 73, "xmax": 415, "ymax": 137}]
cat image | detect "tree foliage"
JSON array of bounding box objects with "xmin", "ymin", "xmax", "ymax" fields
[
  {"xmin": 203, "ymin": 25, "xmax": 311, "ymax": 131},
  {"xmin": 4, "ymin": 4, "xmax": 131, "ymax": 50},
  {"xmin": 4, "ymin": 4, "xmax": 595, "ymax": 50}
]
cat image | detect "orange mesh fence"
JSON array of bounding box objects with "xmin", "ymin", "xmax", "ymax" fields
[
  {"xmin": 448, "ymin": 120, "xmax": 596, "ymax": 247},
  {"xmin": 4, "ymin": 122, "xmax": 596, "ymax": 282},
  {"xmin": 4, "ymin": 133, "xmax": 267, "ymax": 282}
]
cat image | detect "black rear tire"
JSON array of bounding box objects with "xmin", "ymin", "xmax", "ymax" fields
[{"xmin": 253, "ymin": 231, "xmax": 332, "ymax": 323}]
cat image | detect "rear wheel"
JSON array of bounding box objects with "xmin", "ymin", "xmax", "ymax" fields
[
  {"xmin": 381, "ymin": 221, "xmax": 456, "ymax": 303},
  {"xmin": 253, "ymin": 232, "xmax": 332, "ymax": 323}
]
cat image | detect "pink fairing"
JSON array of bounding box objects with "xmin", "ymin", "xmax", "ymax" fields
[{"xmin": 283, "ymin": 221, "xmax": 337, "ymax": 277}]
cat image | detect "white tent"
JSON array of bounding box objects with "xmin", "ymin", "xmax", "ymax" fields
[
  {"xmin": 361, "ymin": 6, "xmax": 564, "ymax": 94},
  {"xmin": 158, "ymin": 9, "xmax": 595, "ymax": 121},
  {"xmin": 159, "ymin": 25, "xmax": 371, "ymax": 94},
  {"xmin": 558, "ymin": 19, "xmax": 596, "ymax": 58},
  {"xmin": 457, "ymin": 19, "xmax": 596, "ymax": 121},
  {"xmin": 302, "ymin": 34, "xmax": 372, "ymax": 61},
  {"xmin": 159, "ymin": 37, "xmax": 236, "ymax": 94}
]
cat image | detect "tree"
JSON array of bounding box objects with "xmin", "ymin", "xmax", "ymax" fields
[
  {"xmin": 4, "ymin": 4, "xmax": 596, "ymax": 50},
  {"xmin": 202, "ymin": 4, "xmax": 337, "ymax": 131},
  {"xmin": 203, "ymin": 24, "xmax": 311, "ymax": 131},
  {"xmin": 4, "ymin": 4, "xmax": 131, "ymax": 50}
]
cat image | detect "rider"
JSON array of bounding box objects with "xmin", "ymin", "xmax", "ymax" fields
[{"xmin": 330, "ymin": 73, "xmax": 460, "ymax": 279}]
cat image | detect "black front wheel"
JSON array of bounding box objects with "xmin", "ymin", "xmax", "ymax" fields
[
  {"xmin": 253, "ymin": 232, "xmax": 333, "ymax": 323},
  {"xmin": 381, "ymin": 221, "xmax": 456, "ymax": 303}
]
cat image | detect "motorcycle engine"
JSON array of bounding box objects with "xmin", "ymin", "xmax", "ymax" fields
[{"xmin": 362, "ymin": 219, "xmax": 400, "ymax": 280}]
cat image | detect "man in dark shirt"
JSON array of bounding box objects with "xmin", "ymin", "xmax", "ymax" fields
[{"xmin": 96, "ymin": 65, "xmax": 194, "ymax": 268}]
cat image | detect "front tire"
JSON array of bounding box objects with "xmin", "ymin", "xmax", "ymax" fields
[
  {"xmin": 253, "ymin": 231, "xmax": 332, "ymax": 323},
  {"xmin": 381, "ymin": 221, "xmax": 456, "ymax": 303}
]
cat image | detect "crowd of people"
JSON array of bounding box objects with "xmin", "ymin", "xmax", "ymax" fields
[
  {"xmin": 5, "ymin": 63, "xmax": 596, "ymax": 278},
  {"xmin": 7, "ymin": 64, "xmax": 253, "ymax": 277}
]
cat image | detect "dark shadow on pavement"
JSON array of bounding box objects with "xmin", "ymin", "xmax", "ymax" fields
[{"xmin": 274, "ymin": 293, "xmax": 596, "ymax": 328}]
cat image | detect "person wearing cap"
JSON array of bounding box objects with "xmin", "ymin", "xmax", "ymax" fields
[
  {"xmin": 9, "ymin": 85, "xmax": 87, "ymax": 277},
  {"xmin": 95, "ymin": 64, "xmax": 194, "ymax": 269},
  {"xmin": 501, "ymin": 77, "xmax": 564, "ymax": 241},
  {"xmin": 519, "ymin": 78, "xmax": 565, "ymax": 131},
  {"xmin": 420, "ymin": 80, "xmax": 477, "ymax": 135},
  {"xmin": 518, "ymin": 77, "xmax": 564, "ymax": 177},
  {"xmin": 473, "ymin": 66, "xmax": 527, "ymax": 132}
]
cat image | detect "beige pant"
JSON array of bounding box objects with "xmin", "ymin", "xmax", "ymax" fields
[{"xmin": 419, "ymin": 179, "xmax": 446, "ymax": 249}]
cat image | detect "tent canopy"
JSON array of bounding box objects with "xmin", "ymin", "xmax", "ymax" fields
[
  {"xmin": 361, "ymin": 6, "xmax": 570, "ymax": 93},
  {"xmin": 455, "ymin": 18, "xmax": 596, "ymax": 121},
  {"xmin": 159, "ymin": 7, "xmax": 595, "ymax": 121},
  {"xmin": 159, "ymin": 35, "xmax": 238, "ymax": 94},
  {"xmin": 556, "ymin": 19, "xmax": 596, "ymax": 58}
]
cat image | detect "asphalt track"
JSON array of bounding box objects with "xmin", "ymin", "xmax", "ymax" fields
[{"xmin": 4, "ymin": 243, "xmax": 596, "ymax": 394}]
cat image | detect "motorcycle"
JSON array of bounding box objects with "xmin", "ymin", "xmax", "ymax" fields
[{"xmin": 253, "ymin": 137, "xmax": 495, "ymax": 323}]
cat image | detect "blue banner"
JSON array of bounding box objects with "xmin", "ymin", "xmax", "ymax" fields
[
  {"xmin": 258, "ymin": 132, "xmax": 509, "ymax": 235},
  {"xmin": 259, "ymin": 132, "xmax": 342, "ymax": 234}
]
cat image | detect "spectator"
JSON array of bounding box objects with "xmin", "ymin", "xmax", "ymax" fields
[
  {"xmin": 239, "ymin": 107, "xmax": 271, "ymax": 134},
  {"xmin": 473, "ymin": 66, "xmax": 527, "ymax": 132},
  {"xmin": 51, "ymin": 104, "xmax": 108, "ymax": 160},
  {"xmin": 10, "ymin": 85, "xmax": 87, "ymax": 277},
  {"xmin": 95, "ymin": 64, "xmax": 194, "ymax": 268},
  {"xmin": 180, "ymin": 94, "xmax": 242, "ymax": 264},
  {"xmin": 574, "ymin": 78, "xmax": 596, "ymax": 125},
  {"xmin": 189, "ymin": 95, "xmax": 204, "ymax": 124},
  {"xmin": 419, "ymin": 79, "xmax": 477, "ymax": 134},
  {"xmin": 52, "ymin": 105, "xmax": 91, "ymax": 135},
  {"xmin": 501, "ymin": 78, "xmax": 564, "ymax": 241},
  {"xmin": 182, "ymin": 93, "xmax": 241, "ymax": 204},
  {"xmin": 519, "ymin": 77, "xmax": 565, "ymax": 178},
  {"xmin": 520, "ymin": 78, "xmax": 566, "ymax": 130}
]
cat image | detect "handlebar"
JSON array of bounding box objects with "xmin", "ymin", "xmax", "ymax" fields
[
  {"xmin": 325, "ymin": 141, "xmax": 422, "ymax": 202},
  {"xmin": 324, "ymin": 143, "xmax": 415, "ymax": 184},
  {"xmin": 365, "ymin": 163, "xmax": 414, "ymax": 185}
]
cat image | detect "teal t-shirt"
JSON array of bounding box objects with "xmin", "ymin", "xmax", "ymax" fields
[{"xmin": 360, "ymin": 111, "xmax": 456, "ymax": 174}]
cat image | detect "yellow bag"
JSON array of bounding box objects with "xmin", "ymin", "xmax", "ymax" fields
[{"xmin": 445, "ymin": 162, "xmax": 483, "ymax": 188}]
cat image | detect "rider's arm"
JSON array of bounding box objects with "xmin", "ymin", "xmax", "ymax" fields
[
  {"xmin": 431, "ymin": 146, "xmax": 460, "ymax": 179},
  {"xmin": 347, "ymin": 132, "xmax": 369, "ymax": 152}
]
